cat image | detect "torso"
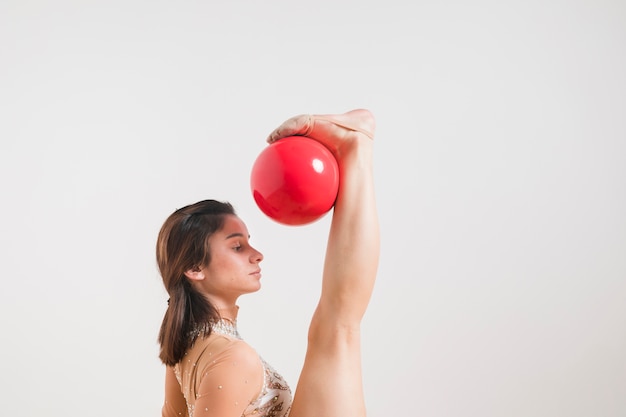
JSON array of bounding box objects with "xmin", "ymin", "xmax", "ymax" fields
[{"xmin": 174, "ymin": 319, "xmax": 292, "ymax": 417}]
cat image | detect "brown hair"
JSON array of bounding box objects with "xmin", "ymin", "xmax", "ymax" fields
[{"xmin": 156, "ymin": 199, "xmax": 236, "ymax": 366}]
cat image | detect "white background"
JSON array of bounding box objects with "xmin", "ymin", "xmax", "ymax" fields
[{"xmin": 1, "ymin": 1, "xmax": 625, "ymax": 416}]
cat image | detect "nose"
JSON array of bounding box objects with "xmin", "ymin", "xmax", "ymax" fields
[{"xmin": 250, "ymin": 246, "xmax": 263, "ymax": 263}]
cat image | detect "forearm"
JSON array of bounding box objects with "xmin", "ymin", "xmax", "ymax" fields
[{"xmin": 321, "ymin": 140, "xmax": 380, "ymax": 323}]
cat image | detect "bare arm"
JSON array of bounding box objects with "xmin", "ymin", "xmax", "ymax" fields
[
  {"xmin": 266, "ymin": 108, "xmax": 379, "ymax": 417},
  {"xmin": 267, "ymin": 108, "xmax": 379, "ymax": 326}
]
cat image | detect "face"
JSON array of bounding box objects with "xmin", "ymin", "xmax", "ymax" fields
[{"xmin": 194, "ymin": 215, "xmax": 264, "ymax": 307}]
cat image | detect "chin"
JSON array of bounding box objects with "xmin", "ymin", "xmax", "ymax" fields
[{"xmin": 243, "ymin": 284, "xmax": 261, "ymax": 294}]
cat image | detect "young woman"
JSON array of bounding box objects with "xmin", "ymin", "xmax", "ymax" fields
[{"xmin": 157, "ymin": 108, "xmax": 379, "ymax": 417}]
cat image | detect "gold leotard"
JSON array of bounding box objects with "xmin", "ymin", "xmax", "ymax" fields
[{"xmin": 162, "ymin": 319, "xmax": 292, "ymax": 417}]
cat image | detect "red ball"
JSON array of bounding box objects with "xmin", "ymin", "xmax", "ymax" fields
[{"xmin": 250, "ymin": 136, "xmax": 339, "ymax": 226}]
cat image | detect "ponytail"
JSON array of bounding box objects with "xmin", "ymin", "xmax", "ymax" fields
[{"xmin": 158, "ymin": 280, "xmax": 219, "ymax": 366}]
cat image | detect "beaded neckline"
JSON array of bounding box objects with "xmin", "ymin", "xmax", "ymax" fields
[
  {"xmin": 211, "ymin": 318, "xmax": 241, "ymax": 339},
  {"xmin": 191, "ymin": 318, "xmax": 242, "ymax": 340}
]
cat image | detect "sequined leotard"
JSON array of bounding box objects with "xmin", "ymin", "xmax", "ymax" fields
[{"xmin": 162, "ymin": 319, "xmax": 292, "ymax": 417}]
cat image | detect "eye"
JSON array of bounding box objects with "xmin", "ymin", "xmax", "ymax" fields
[{"xmin": 233, "ymin": 243, "xmax": 243, "ymax": 252}]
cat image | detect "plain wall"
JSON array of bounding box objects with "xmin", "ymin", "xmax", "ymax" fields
[{"xmin": 1, "ymin": 1, "xmax": 624, "ymax": 416}]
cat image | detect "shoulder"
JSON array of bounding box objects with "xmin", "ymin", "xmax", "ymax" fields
[
  {"xmin": 218, "ymin": 337, "xmax": 262, "ymax": 369},
  {"xmin": 195, "ymin": 337, "xmax": 265, "ymax": 404},
  {"xmin": 197, "ymin": 334, "xmax": 263, "ymax": 375}
]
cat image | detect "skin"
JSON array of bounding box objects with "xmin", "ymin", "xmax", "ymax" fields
[{"xmin": 278, "ymin": 109, "xmax": 379, "ymax": 417}]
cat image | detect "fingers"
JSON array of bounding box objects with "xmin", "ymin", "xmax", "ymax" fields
[
  {"xmin": 266, "ymin": 114, "xmax": 313, "ymax": 144},
  {"xmin": 265, "ymin": 109, "xmax": 375, "ymax": 158}
]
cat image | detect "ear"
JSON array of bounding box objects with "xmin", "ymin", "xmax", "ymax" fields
[{"xmin": 184, "ymin": 267, "xmax": 206, "ymax": 282}]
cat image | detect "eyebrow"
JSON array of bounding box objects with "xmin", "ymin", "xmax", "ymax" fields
[{"xmin": 224, "ymin": 233, "xmax": 250, "ymax": 240}]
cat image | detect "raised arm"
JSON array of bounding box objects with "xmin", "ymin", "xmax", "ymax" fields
[{"xmin": 266, "ymin": 108, "xmax": 379, "ymax": 417}]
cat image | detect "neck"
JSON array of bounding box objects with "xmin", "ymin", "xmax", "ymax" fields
[{"xmin": 216, "ymin": 305, "xmax": 239, "ymax": 322}]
